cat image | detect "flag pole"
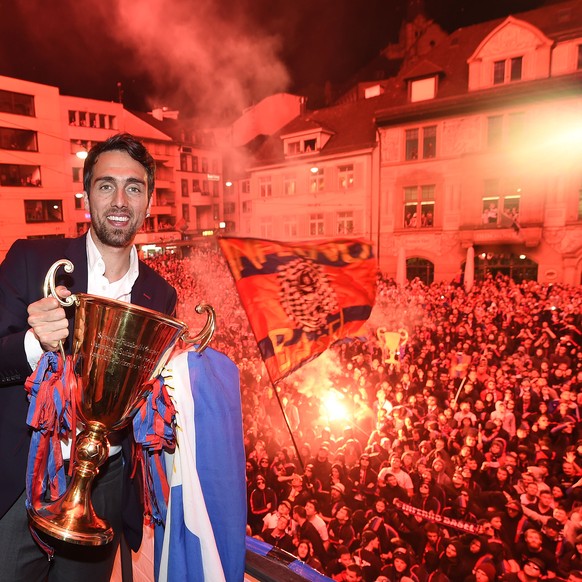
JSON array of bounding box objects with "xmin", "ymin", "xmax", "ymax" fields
[{"xmin": 269, "ymin": 377, "xmax": 305, "ymax": 472}]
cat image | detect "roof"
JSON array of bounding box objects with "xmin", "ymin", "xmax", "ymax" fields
[{"xmin": 250, "ymin": 0, "xmax": 582, "ymax": 166}]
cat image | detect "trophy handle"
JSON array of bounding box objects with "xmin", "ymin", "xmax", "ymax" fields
[
  {"xmin": 43, "ymin": 259, "xmax": 76, "ymax": 360},
  {"xmin": 182, "ymin": 303, "xmax": 216, "ymax": 353},
  {"xmin": 43, "ymin": 259, "xmax": 76, "ymax": 307}
]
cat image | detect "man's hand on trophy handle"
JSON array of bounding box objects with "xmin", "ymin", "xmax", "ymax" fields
[{"xmin": 27, "ymin": 285, "xmax": 71, "ymax": 353}]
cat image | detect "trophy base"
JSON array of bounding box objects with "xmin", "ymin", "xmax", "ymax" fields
[{"xmin": 28, "ymin": 505, "xmax": 114, "ymax": 546}]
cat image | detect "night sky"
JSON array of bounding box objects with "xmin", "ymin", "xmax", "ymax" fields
[{"xmin": 0, "ymin": 0, "xmax": 549, "ymax": 122}]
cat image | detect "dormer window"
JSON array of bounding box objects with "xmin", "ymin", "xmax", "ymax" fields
[
  {"xmin": 304, "ymin": 138, "xmax": 316, "ymax": 152},
  {"xmin": 410, "ymin": 76, "xmax": 438, "ymax": 102},
  {"xmin": 494, "ymin": 56, "xmax": 523, "ymax": 85},
  {"xmin": 288, "ymin": 141, "xmax": 300, "ymax": 154}
]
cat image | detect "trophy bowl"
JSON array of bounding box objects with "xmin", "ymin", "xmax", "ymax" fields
[{"xmin": 27, "ymin": 259, "xmax": 215, "ymax": 545}]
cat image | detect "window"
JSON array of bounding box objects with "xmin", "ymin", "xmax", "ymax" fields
[
  {"xmin": 284, "ymin": 174, "xmax": 296, "ymax": 195},
  {"xmin": 202, "ymin": 180, "xmax": 209, "ymax": 195},
  {"xmin": 578, "ymin": 182, "xmax": 582, "ymax": 220},
  {"xmin": 259, "ymin": 177, "xmax": 272, "ymax": 198},
  {"xmin": 487, "ymin": 116, "xmax": 503, "ymax": 148},
  {"xmin": 260, "ymin": 217, "xmax": 273, "ymax": 238},
  {"xmin": 578, "ymin": 45, "xmax": 582, "ymax": 70},
  {"xmin": 201, "ymin": 158, "xmax": 208, "ymax": 173},
  {"xmin": 72, "ymin": 167, "xmax": 82, "ymax": 183},
  {"xmin": 410, "ymin": 76, "xmax": 437, "ymax": 103},
  {"xmin": 481, "ymin": 180, "xmax": 520, "ymax": 228},
  {"xmin": 288, "ymin": 141, "xmax": 300, "ymax": 155},
  {"xmin": 211, "ymin": 159, "xmax": 219, "ymax": 173},
  {"xmin": 192, "ymin": 179, "xmax": 201, "ymax": 192},
  {"xmin": 404, "ymin": 185, "xmax": 435, "ymax": 228},
  {"xmin": 74, "ymin": 195, "xmax": 83, "ymax": 210},
  {"xmin": 242, "ymin": 200, "xmax": 252, "ymax": 213},
  {"xmin": 67, "ymin": 110, "xmax": 115, "ymax": 128},
  {"xmin": 182, "ymin": 203, "xmax": 190, "ymax": 222},
  {"xmin": 405, "ymin": 129, "xmax": 419, "ymax": 160},
  {"xmin": 25, "ymin": 200, "xmax": 63, "ymax": 223},
  {"xmin": 493, "ymin": 57, "xmax": 523, "ymax": 85},
  {"xmin": 284, "ymin": 217, "xmax": 297, "ymax": 238},
  {"xmin": 0, "ymin": 89, "xmax": 35, "ymax": 116},
  {"xmin": 224, "ymin": 202, "xmax": 236, "ymax": 214},
  {"xmin": 0, "ymin": 164, "xmax": 41, "ymax": 187},
  {"xmin": 181, "ymin": 179, "xmax": 189, "ymax": 197},
  {"xmin": 304, "ymin": 138, "xmax": 316, "ymax": 152},
  {"xmin": 423, "ymin": 126, "xmax": 436, "ymax": 158},
  {"xmin": 309, "ymin": 168, "xmax": 324, "ymax": 192},
  {"xmin": 508, "ymin": 112, "xmax": 525, "ymax": 143},
  {"xmin": 309, "ymin": 213, "xmax": 325, "ymax": 236},
  {"xmin": 0, "ymin": 128, "xmax": 37, "ymax": 151},
  {"xmin": 337, "ymin": 211, "xmax": 354, "ymax": 234},
  {"xmin": 180, "ymin": 153, "xmax": 191, "ymax": 172},
  {"xmin": 405, "ymin": 126, "xmax": 437, "ymax": 161},
  {"xmin": 192, "ymin": 156, "xmax": 199, "ymax": 172},
  {"xmin": 338, "ymin": 165, "xmax": 354, "ymax": 189},
  {"xmin": 241, "ymin": 180, "xmax": 250, "ymax": 194}
]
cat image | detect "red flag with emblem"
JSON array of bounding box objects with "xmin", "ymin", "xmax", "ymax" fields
[{"xmin": 218, "ymin": 237, "xmax": 377, "ymax": 384}]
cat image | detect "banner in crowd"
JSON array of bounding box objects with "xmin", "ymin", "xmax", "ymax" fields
[
  {"xmin": 393, "ymin": 499, "xmax": 483, "ymax": 535},
  {"xmin": 219, "ymin": 237, "xmax": 377, "ymax": 384}
]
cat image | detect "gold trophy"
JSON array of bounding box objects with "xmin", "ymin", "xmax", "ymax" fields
[
  {"xmin": 27, "ymin": 259, "xmax": 215, "ymax": 545},
  {"xmin": 376, "ymin": 327, "xmax": 408, "ymax": 368}
]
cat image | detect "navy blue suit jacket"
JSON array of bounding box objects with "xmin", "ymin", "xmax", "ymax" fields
[{"xmin": 0, "ymin": 234, "xmax": 177, "ymax": 549}]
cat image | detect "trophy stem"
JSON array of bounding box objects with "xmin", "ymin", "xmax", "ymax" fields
[{"xmin": 28, "ymin": 422, "xmax": 114, "ymax": 546}]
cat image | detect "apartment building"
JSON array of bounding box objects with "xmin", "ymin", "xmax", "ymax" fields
[
  {"xmin": 233, "ymin": 1, "xmax": 582, "ymax": 285},
  {"xmin": 0, "ymin": 76, "xmax": 225, "ymax": 261}
]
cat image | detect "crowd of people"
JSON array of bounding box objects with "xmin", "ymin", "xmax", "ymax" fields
[{"xmin": 145, "ymin": 247, "xmax": 582, "ymax": 582}]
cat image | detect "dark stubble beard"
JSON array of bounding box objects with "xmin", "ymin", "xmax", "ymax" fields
[{"xmin": 91, "ymin": 212, "xmax": 140, "ymax": 248}]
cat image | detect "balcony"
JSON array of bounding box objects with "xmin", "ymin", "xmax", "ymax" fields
[{"xmin": 459, "ymin": 224, "xmax": 542, "ymax": 247}]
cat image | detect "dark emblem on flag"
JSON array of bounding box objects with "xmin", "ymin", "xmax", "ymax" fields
[{"xmin": 278, "ymin": 258, "xmax": 339, "ymax": 332}]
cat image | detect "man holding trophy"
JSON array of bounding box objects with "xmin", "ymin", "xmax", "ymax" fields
[{"xmin": 0, "ymin": 134, "xmax": 178, "ymax": 581}]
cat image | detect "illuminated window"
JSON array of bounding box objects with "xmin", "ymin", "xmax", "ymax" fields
[
  {"xmin": 0, "ymin": 128, "xmax": 37, "ymax": 151},
  {"xmin": 259, "ymin": 177, "xmax": 272, "ymax": 198},
  {"xmin": 0, "ymin": 89, "xmax": 35, "ymax": 116},
  {"xmin": 410, "ymin": 76, "xmax": 437, "ymax": 102},
  {"xmin": 24, "ymin": 200, "xmax": 63, "ymax": 223},
  {"xmin": 0, "ymin": 164, "xmax": 41, "ymax": 187},
  {"xmin": 338, "ymin": 165, "xmax": 354, "ymax": 189},
  {"xmin": 404, "ymin": 185, "xmax": 435, "ymax": 228},
  {"xmin": 309, "ymin": 213, "xmax": 325, "ymax": 236},
  {"xmin": 309, "ymin": 168, "xmax": 324, "ymax": 192},
  {"xmin": 481, "ymin": 180, "xmax": 520, "ymax": 228},
  {"xmin": 337, "ymin": 211, "xmax": 354, "ymax": 234},
  {"xmin": 493, "ymin": 57, "xmax": 523, "ymax": 85}
]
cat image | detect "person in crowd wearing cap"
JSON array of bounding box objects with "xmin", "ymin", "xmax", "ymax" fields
[
  {"xmin": 542, "ymin": 516, "xmax": 573, "ymax": 575},
  {"xmin": 469, "ymin": 561, "xmax": 497, "ymax": 582},
  {"xmin": 322, "ymin": 482, "xmax": 348, "ymax": 523},
  {"xmin": 498, "ymin": 556, "xmax": 545, "ymax": 581},
  {"xmin": 353, "ymin": 530, "xmax": 383, "ymax": 582},
  {"xmin": 381, "ymin": 544, "xmax": 420, "ymax": 582},
  {"xmin": 262, "ymin": 499, "xmax": 295, "ymax": 535}
]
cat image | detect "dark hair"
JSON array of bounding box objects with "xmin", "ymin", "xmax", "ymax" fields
[{"xmin": 83, "ymin": 133, "xmax": 156, "ymax": 198}]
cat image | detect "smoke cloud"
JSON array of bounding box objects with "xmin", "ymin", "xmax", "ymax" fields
[{"xmin": 3, "ymin": 0, "xmax": 291, "ymax": 123}]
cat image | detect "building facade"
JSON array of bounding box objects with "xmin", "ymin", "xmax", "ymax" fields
[{"xmin": 233, "ymin": 1, "xmax": 582, "ymax": 285}]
